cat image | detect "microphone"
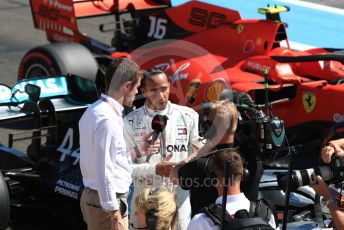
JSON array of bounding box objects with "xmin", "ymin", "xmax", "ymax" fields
[
  {"xmin": 146, "ymin": 114, "xmax": 168, "ymax": 162},
  {"xmin": 150, "ymin": 114, "xmax": 169, "ymax": 144}
]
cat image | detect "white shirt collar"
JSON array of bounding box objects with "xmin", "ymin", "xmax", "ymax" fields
[
  {"xmin": 144, "ymin": 101, "xmax": 171, "ymax": 117},
  {"xmin": 215, "ymin": 193, "xmax": 246, "ymax": 205},
  {"xmin": 100, "ymin": 93, "xmax": 124, "ymax": 115}
]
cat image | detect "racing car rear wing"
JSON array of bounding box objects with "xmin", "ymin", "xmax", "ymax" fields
[
  {"xmin": 29, "ymin": 0, "xmax": 171, "ymax": 43},
  {"xmin": 0, "ymin": 75, "xmax": 98, "ymax": 121},
  {"xmin": 0, "ymin": 74, "xmax": 98, "ymax": 161},
  {"xmin": 0, "ymin": 76, "xmax": 69, "ymax": 105},
  {"xmin": 74, "ymin": 0, "xmax": 171, "ymax": 18}
]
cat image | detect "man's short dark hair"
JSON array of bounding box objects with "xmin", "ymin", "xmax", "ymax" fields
[
  {"xmin": 211, "ymin": 149, "xmax": 244, "ymax": 182},
  {"xmin": 140, "ymin": 68, "xmax": 168, "ymax": 89},
  {"xmin": 105, "ymin": 58, "xmax": 142, "ymax": 92}
]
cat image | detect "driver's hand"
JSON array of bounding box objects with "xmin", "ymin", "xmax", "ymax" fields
[{"xmin": 138, "ymin": 132, "xmax": 160, "ymax": 156}]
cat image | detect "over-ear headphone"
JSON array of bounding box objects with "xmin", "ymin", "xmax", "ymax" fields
[
  {"xmin": 144, "ymin": 187, "xmax": 160, "ymax": 230},
  {"xmin": 206, "ymin": 148, "xmax": 249, "ymax": 182},
  {"xmin": 145, "ymin": 208, "xmax": 159, "ymax": 230},
  {"xmin": 202, "ymin": 120, "xmax": 217, "ymax": 140},
  {"xmin": 199, "ymin": 105, "xmax": 217, "ymax": 140}
]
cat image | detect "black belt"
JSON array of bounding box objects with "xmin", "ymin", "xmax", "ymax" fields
[{"xmin": 116, "ymin": 192, "xmax": 127, "ymax": 197}]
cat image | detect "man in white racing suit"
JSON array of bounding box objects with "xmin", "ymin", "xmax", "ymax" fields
[{"xmin": 124, "ymin": 68, "xmax": 201, "ymax": 230}]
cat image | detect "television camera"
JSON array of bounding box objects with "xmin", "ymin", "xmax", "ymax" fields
[{"xmin": 199, "ymin": 88, "xmax": 286, "ymax": 162}]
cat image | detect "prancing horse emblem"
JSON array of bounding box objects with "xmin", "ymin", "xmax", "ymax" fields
[{"xmin": 302, "ymin": 92, "xmax": 316, "ymax": 113}]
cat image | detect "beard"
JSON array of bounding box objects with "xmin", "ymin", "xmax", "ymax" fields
[{"xmin": 146, "ymin": 97, "xmax": 168, "ymax": 110}]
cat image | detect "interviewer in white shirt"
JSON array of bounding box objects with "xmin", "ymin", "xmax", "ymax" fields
[{"xmin": 79, "ymin": 58, "xmax": 146, "ymax": 230}]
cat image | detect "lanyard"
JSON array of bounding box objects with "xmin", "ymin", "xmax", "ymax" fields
[
  {"xmin": 100, "ymin": 96, "xmax": 121, "ymax": 117},
  {"xmin": 100, "ymin": 96, "xmax": 124, "ymax": 129}
]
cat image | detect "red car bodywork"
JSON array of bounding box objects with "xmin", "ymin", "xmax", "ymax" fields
[{"xmin": 27, "ymin": 0, "xmax": 344, "ymax": 143}]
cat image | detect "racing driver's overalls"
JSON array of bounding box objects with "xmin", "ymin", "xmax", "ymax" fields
[{"xmin": 124, "ymin": 101, "xmax": 201, "ymax": 230}]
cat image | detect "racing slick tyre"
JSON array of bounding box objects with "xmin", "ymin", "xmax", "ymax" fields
[
  {"xmin": 0, "ymin": 172, "xmax": 10, "ymax": 230},
  {"xmin": 18, "ymin": 42, "xmax": 98, "ymax": 83}
]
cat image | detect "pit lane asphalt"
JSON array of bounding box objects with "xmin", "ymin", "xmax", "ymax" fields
[{"xmin": 0, "ymin": 0, "xmax": 343, "ymax": 229}]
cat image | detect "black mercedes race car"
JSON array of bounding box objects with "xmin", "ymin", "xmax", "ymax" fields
[
  {"xmin": 0, "ymin": 74, "xmax": 341, "ymax": 229},
  {"xmin": 0, "ymin": 75, "xmax": 98, "ymax": 229}
]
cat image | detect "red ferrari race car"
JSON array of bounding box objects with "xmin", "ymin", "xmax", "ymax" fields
[{"xmin": 19, "ymin": 0, "xmax": 344, "ymax": 146}]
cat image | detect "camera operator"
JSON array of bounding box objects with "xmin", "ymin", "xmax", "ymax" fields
[
  {"xmin": 187, "ymin": 149, "xmax": 277, "ymax": 230},
  {"xmin": 310, "ymin": 138, "xmax": 344, "ymax": 229},
  {"xmin": 170, "ymin": 100, "xmax": 239, "ymax": 217}
]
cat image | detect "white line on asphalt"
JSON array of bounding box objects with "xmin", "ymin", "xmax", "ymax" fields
[{"xmin": 276, "ymin": 0, "xmax": 344, "ymax": 15}]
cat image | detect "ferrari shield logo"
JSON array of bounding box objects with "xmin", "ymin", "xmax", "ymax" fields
[{"xmin": 303, "ymin": 92, "xmax": 316, "ymax": 113}]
